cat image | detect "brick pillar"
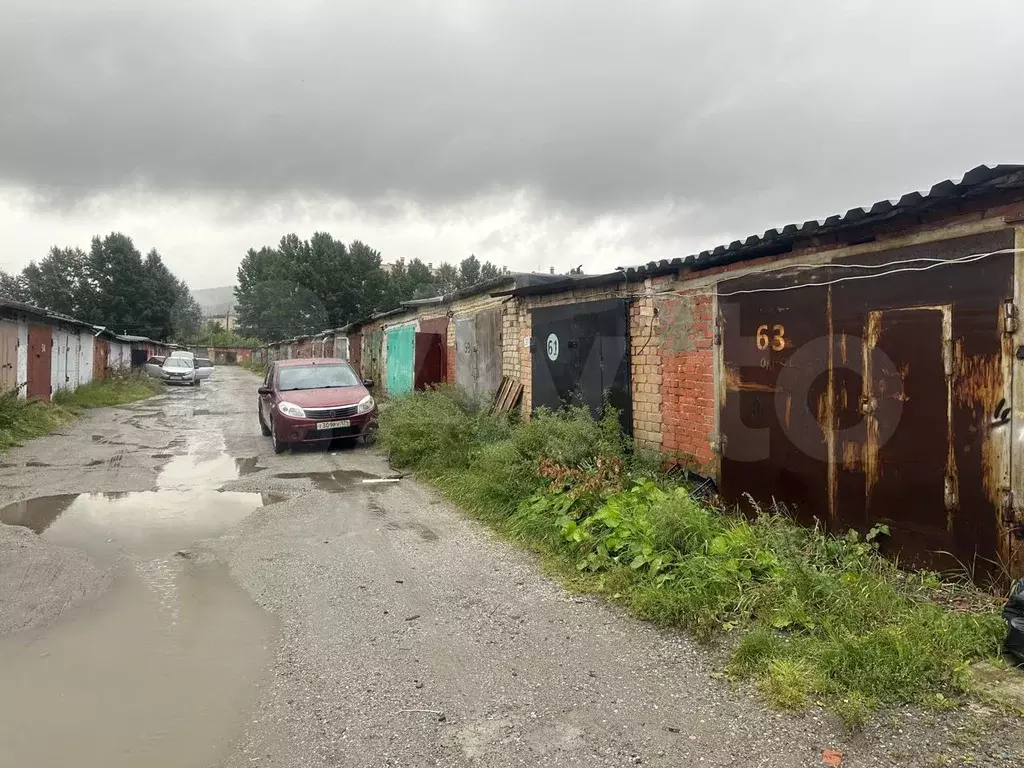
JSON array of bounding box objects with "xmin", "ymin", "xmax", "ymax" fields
[
  {"xmin": 657, "ymin": 292, "xmax": 715, "ymax": 474},
  {"xmin": 630, "ymin": 289, "xmax": 663, "ymax": 449}
]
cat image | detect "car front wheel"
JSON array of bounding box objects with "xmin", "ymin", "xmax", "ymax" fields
[
  {"xmin": 258, "ymin": 406, "xmax": 272, "ymax": 436},
  {"xmin": 271, "ymin": 417, "xmax": 287, "ymax": 454}
]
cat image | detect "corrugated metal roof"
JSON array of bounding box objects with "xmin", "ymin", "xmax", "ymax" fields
[
  {"xmin": 503, "ymin": 272, "xmax": 628, "ymax": 298},
  {"xmin": 620, "ymin": 164, "xmax": 1024, "ymax": 279},
  {"xmin": 0, "ymin": 297, "xmax": 99, "ymax": 329},
  {"xmin": 401, "ymin": 296, "xmax": 446, "ymax": 308}
]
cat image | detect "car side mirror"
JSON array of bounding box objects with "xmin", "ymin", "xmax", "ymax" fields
[
  {"xmin": 362, "ymin": 379, "xmax": 374, "ymax": 389},
  {"xmin": 257, "ymin": 386, "xmax": 271, "ymax": 395}
]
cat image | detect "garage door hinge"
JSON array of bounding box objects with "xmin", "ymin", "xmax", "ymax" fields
[
  {"xmin": 1004, "ymin": 299, "xmax": 1017, "ymax": 335},
  {"xmin": 713, "ymin": 319, "xmax": 723, "ymax": 346}
]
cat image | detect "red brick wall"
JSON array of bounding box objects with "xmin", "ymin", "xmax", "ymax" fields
[
  {"xmin": 446, "ymin": 346, "xmax": 456, "ymax": 384},
  {"xmin": 657, "ymin": 291, "xmax": 715, "ymax": 474}
]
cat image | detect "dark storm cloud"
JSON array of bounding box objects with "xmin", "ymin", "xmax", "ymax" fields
[{"xmin": 3, "ymin": 0, "xmax": 1023, "ymax": 238}]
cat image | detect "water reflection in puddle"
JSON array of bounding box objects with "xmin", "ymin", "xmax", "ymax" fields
[
  {"xmin": 273, "ymin": 468, "xmax": 379, "ymax": 491},
  {"xmin": 0, "ymin": 560, "xmax": 275, "ymax": 768},
  {"xmin": 0, "ymin": 491, "xmax": 280, "ymax": 564},
  {"xmin": 0, "ymin": 433, "xmax": 281, "ymax": 767}
]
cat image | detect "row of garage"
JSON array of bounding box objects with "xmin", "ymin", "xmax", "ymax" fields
[
  {"xmin": 0, "ymin": 299, "xmax": 170, "ymax": 400},
  {"xmin": 254, "ymin": 276, "xmax": 552, "ymax": 401},
  {"xmin": 252, "ymin": 164, "xmax": 1024, "ymax": 581}
]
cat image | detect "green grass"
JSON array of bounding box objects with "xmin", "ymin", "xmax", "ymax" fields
[
  {"xmin": 1, "ymin": 372, "xmax": 162, "ymax": 452},
  {"xmin": 0, "ymin": 389, "xmax": 76, "ymax": 451},
  {"xmin": 379, "ymin": 387, "xmax": 1008, "ymax": 728},
  {"xmin": 53, "ymin": 374, "xmax": 161, "ymax": 409}
]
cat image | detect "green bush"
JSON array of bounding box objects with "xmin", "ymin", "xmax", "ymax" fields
[{"xmin": 377, "ymin": 387, "xmax": 1006, "ymax": 726}]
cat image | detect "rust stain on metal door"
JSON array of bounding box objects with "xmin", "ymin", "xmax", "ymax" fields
[
  {"xmin": 718, "ymin": 229, "xmax": 1017, "ymax": 583},
  {"xmin": 862, "ymin": 306, "xmax": 956, "ymax": 556}
]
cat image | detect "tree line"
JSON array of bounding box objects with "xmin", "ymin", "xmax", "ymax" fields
[
  {"xmin": 0, "ymin": 230, "xmax": 511, "ymax": 345},
  {"xmin": 0, "ymin": 233, "xmax": 203, "ymax": 342},
  {"xmin": 232, "ymin": 232, "xmax": 505, "ymax": 341}
]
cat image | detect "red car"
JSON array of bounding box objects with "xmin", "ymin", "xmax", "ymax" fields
[{"xmin": 257, "ymin": 358, "xmax": 378, "ymax": 453}]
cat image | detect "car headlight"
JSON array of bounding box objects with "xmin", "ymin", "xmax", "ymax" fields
[
  {"xmin": 277, "ymin": 401, "xmax": 306, "ymax": 418},
  {"xmin": 357, "ymin": 394, "xmax": 375, "ymax": 414}
]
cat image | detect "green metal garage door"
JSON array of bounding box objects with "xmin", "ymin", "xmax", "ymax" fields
[{"xmin": 385, "ymin": 325, "xmax": 415, "ymax": 395}]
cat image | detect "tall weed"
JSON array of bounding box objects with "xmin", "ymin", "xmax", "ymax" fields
[{"xmin": 377, "ymin": 387, "xmax": 1006, "ymax": 726}]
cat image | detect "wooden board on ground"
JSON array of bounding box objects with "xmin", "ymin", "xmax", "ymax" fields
[{"xmin": 491, "ymin": 376, "xmax": 523, "ymax": 413}]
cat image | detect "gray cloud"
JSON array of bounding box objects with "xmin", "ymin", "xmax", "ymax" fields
[{"xmin": 2, "ymin": 0, "xmax": 1024, "ymax": 245}]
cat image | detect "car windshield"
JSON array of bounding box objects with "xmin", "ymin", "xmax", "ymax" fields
[
  {"xmin": 163, "ymin": 358, "xmax": 193, "ymax": 369},
  {"xmin": 278, "ymin": 364, "xmax": 359, "ymax": 391}
]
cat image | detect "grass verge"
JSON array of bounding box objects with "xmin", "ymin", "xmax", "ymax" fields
[
  {"xmin": 1, "ymin": 370, "xmax": 162, "ymax": 452},
  {"xmin": 379, "ymin": 387, "xmax": 1008, "ymax": 728}
]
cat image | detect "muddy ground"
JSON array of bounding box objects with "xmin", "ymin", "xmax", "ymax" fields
[{"xmin": 0, "ymin": 366, "xmax": 1021, "ymax": 768}]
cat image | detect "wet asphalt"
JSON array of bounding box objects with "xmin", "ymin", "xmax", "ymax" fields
[{"xmin": 0, "ymin": 367, "xmax": 1021, "ymax": 768}]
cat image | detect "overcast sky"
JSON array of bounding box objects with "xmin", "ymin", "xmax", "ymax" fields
[{"xmin": 2, "ymin": 0, "xmax": 1022, "ymax": 289}]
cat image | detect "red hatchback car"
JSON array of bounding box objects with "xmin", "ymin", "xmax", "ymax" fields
[{"xmin": 257, "ymin": 358, "xmax": 378, "ymax": 453}]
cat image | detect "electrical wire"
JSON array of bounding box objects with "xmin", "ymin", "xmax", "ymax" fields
[
  {"xmin": 712, "ymin": 247, "xmax": 1021, "ymax": 298},
  {"xmin": 713, "ymin": 247, "xmax": 1021, "ymax": 278}
]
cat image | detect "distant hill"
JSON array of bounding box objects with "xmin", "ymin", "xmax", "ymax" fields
[{"xmin": 192, "ymin": 286, "xmax": 235, "ymax": 317}]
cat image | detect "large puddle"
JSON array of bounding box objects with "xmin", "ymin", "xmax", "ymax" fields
[
  {"xmin": 0, "ymin": 490, "xmax": 279, "ymax": 564},
  {"xmin": 0, "ymin": 432, "xmax": 280, "ymax": 767}
]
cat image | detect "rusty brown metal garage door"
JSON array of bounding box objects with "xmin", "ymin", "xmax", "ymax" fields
[
  {"xmin": 349, "ymin": 331, "xmax": 362, "ymax": 376},
  {"xmin": 92, "ymin": 337, "xmax": 109, "ymax": 381},
  {"xmin": 717, "ymin": 229, "xmax": 1015, "ymax": 579},
  {"xmin": 27, "ymin": 324, "xmax": 51, "ymax": 400}
]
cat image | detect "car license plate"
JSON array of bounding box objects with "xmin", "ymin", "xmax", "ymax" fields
[{"xmin": 316, "ymin": 419, "xmax": 350, "ymax": 430}]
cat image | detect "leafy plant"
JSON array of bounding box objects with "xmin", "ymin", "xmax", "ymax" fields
[{"xmin": 377, "ymin": 386, "xmax": 1006, "ymax": 727}]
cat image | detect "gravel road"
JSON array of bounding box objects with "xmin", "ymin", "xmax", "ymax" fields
[{"xmin": 1, "ymin": 366, "xmax": 1020, "ymax": 768}]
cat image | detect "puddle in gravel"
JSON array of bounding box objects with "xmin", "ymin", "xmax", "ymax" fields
[
  {"xmin": 0, "ymin": 491, "xmax": 282, "ymax": 564},
  {"xmin": 0, "ymin": 430, "xmax": 282, "ymax": 768},
  {"xmin": 234, "ymin": 457, "xmax": 263, "ymax": 475},
  {"xmin": 0, "ymin": 548, "xmax": 275, "ymax": 768},
  {"xmin": 273, "ymin": 468, "xmax": 380, "ymax": 491},
  {"xmin": 157, "ymin": 451, "xmax": 261, "ymax": 489}
]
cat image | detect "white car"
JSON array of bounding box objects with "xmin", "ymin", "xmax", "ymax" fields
[
  {"xmin": 160, "ymin": 356, "xmax": 197, "ymax": 386},
  {"xmin": 194, "ymin": 357, "xmax": 214, "ymax": 385},
  {"xmin": 144, "ymin": 355, "xmax": 166, "ymax": 377}
]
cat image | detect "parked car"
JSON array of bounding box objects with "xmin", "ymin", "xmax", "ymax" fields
[
  {"xmin": 144, "ymin": 355, "xmax": 166, "ymax": 377},
  {"xmin": 194, "ymin": 357, "xmax": 214, "ymax": 385},
  {"xmin": 159, "ymin": 356, "xmax": 197, "ymax": 386},
  {"xmin": 257, "ymin": 358, "xmax": 377, "ymax": 453}
]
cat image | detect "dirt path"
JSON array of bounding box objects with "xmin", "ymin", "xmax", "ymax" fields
[{"xmin": 0, "ymin": 367, "xmax": 1019, "ymax": 767}]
